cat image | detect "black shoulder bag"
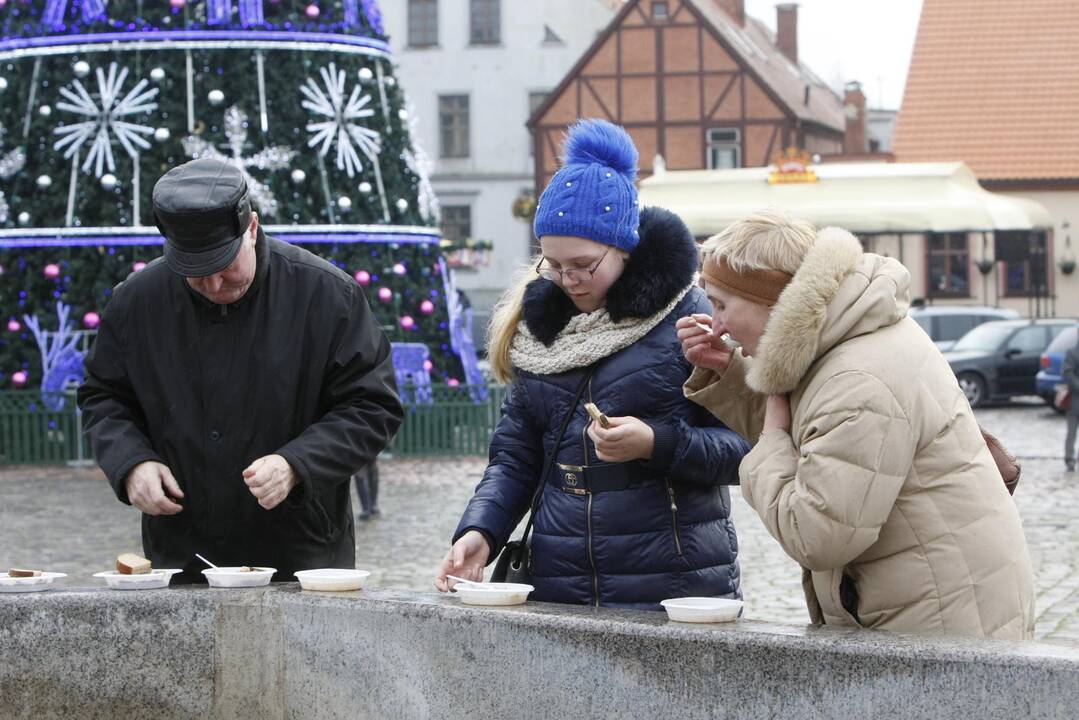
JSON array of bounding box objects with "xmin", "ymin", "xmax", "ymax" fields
[{"xmin": 491, "ymin": 366, "xmax": 595, "ymax": 584}]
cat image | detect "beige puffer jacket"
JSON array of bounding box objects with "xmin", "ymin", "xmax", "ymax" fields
[{"xmin": 685, "ymin": 227, "xmax": 1035, "ymax": 639}]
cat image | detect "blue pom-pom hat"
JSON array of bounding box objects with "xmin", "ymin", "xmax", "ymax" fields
[{"xmin": 533, "ymin": 119, "xmax": 641, "ymax": 253}]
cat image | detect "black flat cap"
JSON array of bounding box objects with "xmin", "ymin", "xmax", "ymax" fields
[{"xmin": 152, "ymin": 158, "xmax": 252, "ymax": 277}]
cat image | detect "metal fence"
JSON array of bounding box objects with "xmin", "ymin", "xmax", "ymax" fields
[{"xmin": 0, "ymin": 384, "xmax": 507, "ymax": 466}]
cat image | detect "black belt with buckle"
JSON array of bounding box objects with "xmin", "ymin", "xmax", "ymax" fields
[{"xmin": 552, "ymin": 461, "xmax": 648, "ymax": 494}]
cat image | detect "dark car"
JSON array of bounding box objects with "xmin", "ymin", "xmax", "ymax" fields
[
  {"xmin": 944, "ymin": 319, "xmax": 1073, "ymax": 407},
  {"xmin": 1036, "ymin": 325, "xmax": 1079, "ymax": 410}
]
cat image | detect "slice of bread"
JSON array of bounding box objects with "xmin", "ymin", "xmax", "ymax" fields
[
  {"xmin": 116, "ymin": 553, "xmax": 152, "ymax": 575},
  {"xmin": 8, "ymin": 569, "xmax": 42, "ymax": 578}
]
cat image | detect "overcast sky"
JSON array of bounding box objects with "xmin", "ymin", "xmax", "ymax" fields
[{"xmin": 744, "ymin": 0, "xmax": 924, "ymax": 110}]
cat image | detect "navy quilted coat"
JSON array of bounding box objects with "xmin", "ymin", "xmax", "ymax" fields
[{"xmin": 453, "ymin": 208, "xmax": 749, "ymax": 610}]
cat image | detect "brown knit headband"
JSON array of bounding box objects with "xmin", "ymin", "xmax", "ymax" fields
[{"xmin": 700, "ymin": 256, "xmax": 793, "ymax": 307}]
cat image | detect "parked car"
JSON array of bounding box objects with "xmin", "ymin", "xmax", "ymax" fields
[
  {"xmin": 1036, "ymin": 324, "xmax": 1079, "ymax": 410},
  {"xmin": 943, "ymin": 319, "xmax": 1073, "ymax": 407},
  {"xmin": 909, "ymin": 306, "xmax": 1021, "ymax": 352}
]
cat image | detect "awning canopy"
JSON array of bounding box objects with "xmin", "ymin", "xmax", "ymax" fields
[{"xmin": 638, "ymin": 161, "xmax": 1054, "ymax": 236}]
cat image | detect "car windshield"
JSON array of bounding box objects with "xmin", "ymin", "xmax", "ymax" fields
[
  {"xmin": 951, "ymin": 323, "xmax": 1015, "ymax": 352},
  {"xmin": 1046, "ymin": 326, "xmax": 1079, "ymax": 353}
]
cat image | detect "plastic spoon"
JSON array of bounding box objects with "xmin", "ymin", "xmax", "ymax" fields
[
  {"xmin": 195, "ymin": 553, "xmax": 218, "ymax": 570},
  {"xmin": 447, "ymin": 574, "xmax": 480, "ymax": 591}
]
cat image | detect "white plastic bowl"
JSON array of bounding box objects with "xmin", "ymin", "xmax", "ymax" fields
[
  {"xmin": 294, "ymin": 568, "xmax": 370, "ymax": 592},
  {"xmin": 453, "ymin": 582, "xmax": 534, "ymax": 606},
  {"xmin": 0, "ymin": 572, "xmax": 67, "ymax": 593},
  {"xmin": 660, "ymin": 597, "xmax": 744, "ymax": 623},
  {"xmin": 93, "ymin": 569, "xmax": 182, "ymax": 590},
  {"xmin": 202, "ymin": 566, "xmax": 276, "ymax": 588}
]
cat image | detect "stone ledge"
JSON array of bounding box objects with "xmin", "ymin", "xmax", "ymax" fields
[{"xmin": 2, "ymin": 586, "xmax": 1078, "ymax": 719}]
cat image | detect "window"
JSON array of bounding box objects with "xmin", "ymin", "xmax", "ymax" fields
[
  {"xmin": 408, "ymin": 0, "xmax": 438, "ymax": 48},
  {"xmin": 1007, "ymin": 326, "xmax": 1048, "ymax": 355},
  {"xmin": 996, "ymin": 231, "xmax": 1050, "ymax": 298},
  {"xmin": 528, "ymin": 91, "xmax": 549, "ymax": 155},
  {"xmin": 439, "ymin": 95, "xmax": 470, "ymax": 158},
  {"xmin": 470, "ymin": 0, "xmax": 500, "ymax": 45},
  {"xmin": 706, "ymin": 128, "xmax": 741, "ymax": 169},
  {"xmin": 926, "ymin": 232, "xmax": 970, "ymax": 298},
  {"xmin": 937, "ymin": 315, "xmax": 979, "ymax": 343},
  {"xmin": 441, "ymin": 205, "xmax": 472, "ymax": 244},
  {"xmin": 652, "ymin": 2, "xmax": 669, "ymax": 19}
]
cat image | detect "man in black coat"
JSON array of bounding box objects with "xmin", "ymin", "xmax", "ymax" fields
[{"xmin": 78, "ymin": 158, "xmax": 403, "ymax": 581}]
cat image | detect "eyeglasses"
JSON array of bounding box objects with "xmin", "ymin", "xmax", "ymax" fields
[{"xmin": 535, "ymin": 248, "xmax": 611, "ymax": 284}]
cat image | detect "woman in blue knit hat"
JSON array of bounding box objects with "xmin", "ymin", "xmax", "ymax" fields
[{"xmin": 434, "ymin": 119, "xmax": 749, "ymax": 609}]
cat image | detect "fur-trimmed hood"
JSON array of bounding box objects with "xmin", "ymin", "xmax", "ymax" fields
[
  {"xmin": 523, "ymin": 206, "xmax": 699, "ymax": 346},
  {"xmin": 747, "ymin": 227, "xmax": 911, "ymax": 394}
]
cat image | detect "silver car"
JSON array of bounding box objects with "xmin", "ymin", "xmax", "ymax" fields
[{"xmin": 909, "ymin": 306, "xmax": 1020, "ymax": 352}]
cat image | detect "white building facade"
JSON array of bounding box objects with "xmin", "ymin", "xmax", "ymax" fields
[{"xmin": 380, "ymin": 0, "xmax": 622, "ymax": 341}]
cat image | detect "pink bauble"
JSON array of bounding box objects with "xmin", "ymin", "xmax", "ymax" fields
[
  {"xmin": 6, "ymin": 319, "xmax": 20, "ymax": 333},
  {"xmin": 305, "ymin": 3, "xmax": 320, "ymax": 18},
  {"xmin": 423, "ymin": 360, "xmax": 434, "ymax": 372},
  {"xmin": 132, "ymin": 261, "xmax": 147, "ymax": 273},
  {"xmin": 354, "ymin": 270, "xmax": 371, "ymax": 286},
  {"xmin": 392, "ymin": 262, "xmax": 407, "ymax": 276},
  {"xmin": 11, "ymin": 370, "xmax": 28, "ymax": 387},
  {"xmin": 82, "ymin": 312, "xmax": 101, "ymax": 329},
  {"xmin": 400, "ymin": 315, "xmax": 415, "ymax": 330},
  {"xmin": 43, "ymin": 263, "xmax": 60, "ymax": 280},
  {"xmin": 377, "ymin": 287, "xmax": 393, "ymax": 303},
  {"xmin": 447, "ymin": 378, "xmax": 460, "ymax": 388},
  {"xmin": 419, "ymin": 300, "xmax": 435, "ymax": 315},
  {"xmin": 169, "ymin": 0, "xmax": 186, "ymax": 8}
]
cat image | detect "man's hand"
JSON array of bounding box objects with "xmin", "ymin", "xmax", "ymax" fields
[
  {"xmin": 764, "ymin": 394, "xmax": 792, "ymax": 433},
  {"xmin": 676, "ymin": 313, "xmax": 734, "ymax": 374},
  {"xmin": 125, "ymin": 461, "xmax": 184, "ymax": 516},
  {"xmin": 587, "ymin": 416, "xmax": 655, "ymax": 462},
  {"xmin": 242, "ymin": 454, "xmax": 298, "ymax": 510}
]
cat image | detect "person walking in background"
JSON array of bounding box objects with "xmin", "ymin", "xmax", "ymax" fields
[
  {"xmin": 433, "ymin": 119, "xmax": 749, "ymax": 609},
  {"xmin": 677, "ymin": 210, "xmax": 1035, "ymax": 639},
  {"xmin": 353, "ymin": 460, "xmax": 381, "ymax": 520},
  {"xmin": 1062, "ymin": 331, "xmax": 1079, "ymax": 471}
]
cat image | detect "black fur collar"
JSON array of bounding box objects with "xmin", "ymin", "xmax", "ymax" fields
[{"xmin": 523, "ymin": 206, "xmax": 698, "ymax": 346}]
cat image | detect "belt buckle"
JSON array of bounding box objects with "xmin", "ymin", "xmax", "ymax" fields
[{"xmin": 557, "ymin": 463, "xmax": 588, "ymax": 494}]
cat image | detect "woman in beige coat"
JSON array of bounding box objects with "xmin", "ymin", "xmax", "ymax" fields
[{"xmin": 677, "ymin": 210, "xmax": 1035, "ymax": 639}]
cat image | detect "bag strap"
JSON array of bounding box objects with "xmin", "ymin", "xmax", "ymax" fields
[{"xmin": 514, "ymin": 365, "xmax": 596, "ymax": 545}]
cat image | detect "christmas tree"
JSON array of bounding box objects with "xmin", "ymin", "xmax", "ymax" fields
[{"xmin": 0, "ymin": 0, "xmax": 470, "ymax": 393}]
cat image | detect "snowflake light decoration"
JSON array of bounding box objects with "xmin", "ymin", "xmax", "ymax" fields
[
  {"xmin": 52, "ymin": 62, "xmax": 159, "ymax": 178},
  {"xmin": 182, "ymin": 105, "xmax": 297, "ymax": 217},
  {"xmin": 301, "ymin": 62, "xmax": 382, "ymax": 179}
]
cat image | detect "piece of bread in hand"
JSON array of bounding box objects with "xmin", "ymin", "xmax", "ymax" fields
[
  {"xmin": 8, "ymin": 569, "xmax": 42, "ymax": 578},
  {"xmin": 116, "ymin": 553, "xmax": 152, "ymax": 575}
]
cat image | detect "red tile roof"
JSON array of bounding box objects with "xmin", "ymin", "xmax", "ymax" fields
[{"xmin": 894, "ymin": 0, "xmax": 1079, "ymax": 181}]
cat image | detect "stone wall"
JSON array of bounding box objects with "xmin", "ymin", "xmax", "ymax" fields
[{"xmin": 2, "ymin": 586, "xmax": 1079, "ymax": 719}]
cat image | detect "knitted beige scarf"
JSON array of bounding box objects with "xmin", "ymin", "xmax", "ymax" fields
[{"xmin": 510, "ymin": 281, "xmax": 696, "ymax": 375}]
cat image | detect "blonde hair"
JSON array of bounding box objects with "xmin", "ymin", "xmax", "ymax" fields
[
  {"xmin": 486, "ymin": 257, "xmax": 543, "ymax": 383},
  {"xmin": 700, "ymin": 208, "xmax": 816, "ymax": 275}
]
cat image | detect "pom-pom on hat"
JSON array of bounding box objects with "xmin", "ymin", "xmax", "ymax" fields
[{"xmin": 533, "ymin": 119, "xmax": 641, "ymax": 253}]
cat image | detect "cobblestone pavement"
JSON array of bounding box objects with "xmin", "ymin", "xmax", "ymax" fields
[{"xmin": 2, "ymin": 398, "xmax": 1077, "ymax": 646}]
